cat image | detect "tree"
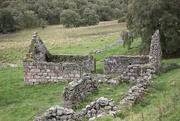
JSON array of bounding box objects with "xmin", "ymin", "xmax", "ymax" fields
[
  {"xmin": 0, "ymin": 9, "xmax": 16, "ymax": 33},
  {"xmin": 83, "ymin": 8, "xmax": 99, "ymax": 26},
  {"xmin": 125, "ymin": 0, "xmax": 180, "ymax": 57},
  {"xmin": 98, "ymin": 6, "xmax": 113, "ymax": 21},
  {"xmin": 37, "ymin": 6, "xmax": 47, "ymax": 20},
  {"xmin": 23, "ymin": 10, "xmax": 39, "ymax": 28},
  {"xmin": 60, "ymin": 9, "xmax": 80, "ymax": 28}
]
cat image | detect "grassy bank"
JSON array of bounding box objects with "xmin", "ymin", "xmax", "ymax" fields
[{"xmin": 96, "ymin": 67, "xmax": 180, "ymax": 121}]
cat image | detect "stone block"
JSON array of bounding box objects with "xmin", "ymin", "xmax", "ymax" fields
[
  {"xmin": 58, "ymin": 77, "xmax": 63, "ymax": 80},
  {"xmin": 51, "ymin": 77, "xmax": 58, "ymax": 80},
  {"xmin": 34, "ymin": 69, "xmax": 41, "ymax": 73}
]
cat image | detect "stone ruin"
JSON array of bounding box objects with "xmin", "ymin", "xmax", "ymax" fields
[
  {"xmin": 62, "ymin": 75, "xmax": 98, "ymax": 109},
  {"xmin": 28, "ymin": 30, "xmax": 162, "ymax": 121},
  {"xmin": 104, "ymin": 30, "xmax": 162, "ymax": 82},
  {"xmin": 23, "ymin": 32, "xmax": 96, "ymax": 85},
  {"xmin": 149, "ymin": 30, "xmax": 162, "ymax": 71}
]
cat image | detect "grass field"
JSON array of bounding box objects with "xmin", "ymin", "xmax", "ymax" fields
[
  {"xmin": 0, "ymin": 21, "xmax": 126, "ymax": 66},
  {"xmin": 0, "ymin": 21, "xmax": 180, "ymax": 121}
]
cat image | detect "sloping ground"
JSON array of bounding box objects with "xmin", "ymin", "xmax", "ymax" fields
[{"xmin": 96, "ymin": 67, "xmax": 180, "ymax": 121}]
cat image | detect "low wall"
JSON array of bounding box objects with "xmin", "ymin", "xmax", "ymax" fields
[
  {"xmin": 23, "ymin": 62, "xmax": 81, "ymax": 85},
  {"xmin": 120, "ymin": 78, "xmax": 148, "ymax": 106},
  {"xmin": 62, "ymin": 76, "xmax": 98, "ymax": 109},
  {"xmin": 48, "ymin": 54, "xmax": 96, "ymax": 72},
  {"xmin": 34, "ymin": 97, "xmax": 119, "ymax": 121},
  {"xmin": 120, "ymin": 64, "xmax": 154, "ymax": 82},
  {"xmin": 104, "ymin": 55, "xmax": 149, "ymax": 73}
]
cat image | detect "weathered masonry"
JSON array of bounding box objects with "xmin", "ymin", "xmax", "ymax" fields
[
  {"xmin": 104, "ymin": 30, "xmax": 162, "ymax": 74},
  {"xmin": 62, "ymin": 75, "xmax": 98, "ymax": 109},
  {"xmin": 23, "ymin": 33, "xmax": 96, "ymax": 85},
  {"xmin": 104, "ymin": 55, "xmax": 149, "ymax": 73}
]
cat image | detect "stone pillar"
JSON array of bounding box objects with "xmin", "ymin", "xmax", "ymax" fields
[{"xmin": 149, "ymin": 30, "xmax": 162, "ymax": 72}]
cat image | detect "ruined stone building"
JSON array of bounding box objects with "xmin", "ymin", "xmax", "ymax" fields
[{"xmin": 23, "ymin": 32, "xmax": 96, "ymax": 85}]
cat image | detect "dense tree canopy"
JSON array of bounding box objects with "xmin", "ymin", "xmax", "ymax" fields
[
  {"xmin": 0, "ymin": 9, "xmax": 16, "ymax": 33},
  {"xmin": 60, "ymin": 9, "xmax": 80, "ymax": 28},
  {"xmin": 0, "ymin": 0, "xmax": 128, "ymax": 33},
  {"xmin": 124, "ymin": 0, "xmax": 180, "ymax": 57}
]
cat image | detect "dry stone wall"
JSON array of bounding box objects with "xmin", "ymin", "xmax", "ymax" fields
[
  {"xmin": 34, "ymin": 106, "xmax": 75, "ymax": 121},
  {"xmin": 120, "ymin": 78, "xmax": 148, "ymax": 106},
  {"xmin": 48, "ymin": 54, "xmax": 96, "ymax": 73},
  {"xmin": 104, "ymin": 55, "xmax": 149, "ymax": 73},
  {"xmin": 23, "ymin": 62, "xmax": 81, "ymax": 85},
  {"xmin": 34, "ymin": 97, "xmax": 119, "ymax": 121},
  {"xmin": 120, "ymin": 64, "xmax": 154, "ymax": 82},
  {"xmin": 62, "ymin": 75, "xmax": 98, "ymax": 109}
]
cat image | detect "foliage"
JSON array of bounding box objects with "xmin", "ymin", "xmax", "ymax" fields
[
  {"xmin": 0, "ymin": 9, "xmax": 16, "ymax": 33},
  {"xmin": 124, "ymin": 0, "xmax": 180, "ymax": 57},
  {"xmin": 60, "ymin": 9, "xmax": 80, "ymax": 28},
  {"xmin": 118, "ymin": 16, "xmax": 126, "ymax": 23},
  {"xmin": 0, "ymin": 0, "xmax": 129, "ymax": 32},
  {"xmin": 83, "ymin": 8, "xmax": 99, "ymax": 26}
]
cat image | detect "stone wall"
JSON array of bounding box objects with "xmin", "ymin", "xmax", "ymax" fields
[
  {"xmin": 48, "ymin": 54, "xmax": 96, "ymax": 73},
  {"xmin": 104, "ymin": 55, "xmax": 149, "ymax": 73},
  {"xmin": 62, "ymin": 75, "xmax": 98, "ymax": 109},
  {"xmin": 120, "ymin": 78, "xmax": 148, "ymax": 106},
  {"xmin": 23, "ymin": 62, "xmax": 81, "ymax": 85},
  {"xmin": 120, "ymin": 64, "xmax": 154, "ymax": 82},
  {"xmin": 149, "ymin": 30, "xmax": 162, "ymax": 72},
  {"xmin": 34, "ymin": 97, "xmax": 119, "ymax": 121},
  {"xmin": 23, "ymin": 33, "xmax": 96, "ymax": 85},
  {"xmin": 34, "ymin": 106, "xmax": 75, "ymax": 121}
]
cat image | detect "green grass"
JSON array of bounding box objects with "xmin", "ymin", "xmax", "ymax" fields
[
  {"xmin": 94, "ymin": 38, "xmax": 142, "ymax": 73},
  {"xmin": 0, "ymin": 67, "xmax": 68, "ymax": 121},
  {"xmin": 74, "ymin": 83, "xmax": 133, "ymax": 111},
  {"xmin": 162, "ymin": 58, "xmax": 180, "ymax": 65},
  {"xmin": 0, "ymin": 68, "xmax": 132, "ymax": 121},
  {"xmin": 128, "ymin": 68, "xmax": 180, "ymax": 121},
  {"xmin": 96, "ymin": 68, "xmax": 180, "ymax": 121}
]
